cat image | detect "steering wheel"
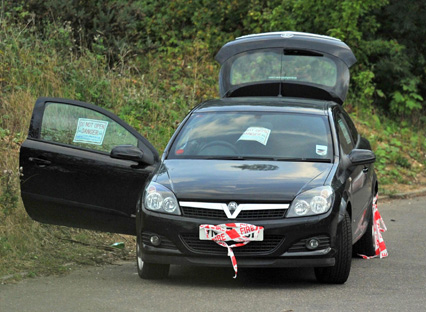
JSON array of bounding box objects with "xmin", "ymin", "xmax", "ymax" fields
[{"xmin": 198, "ymin": 140, "xmax": 239, "ymax": 155}]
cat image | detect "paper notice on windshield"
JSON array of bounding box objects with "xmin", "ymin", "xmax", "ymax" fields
[
  {"xmin": 73, "ymin": 118, "xmax": 108, "ymax": 145},
  {"xmin": 316, "ymin": 145, "xmax": 328, "ymax": 156},
  {"xmin": 238, "ymin": 127, "xmax": 271, "ymax": 146}
]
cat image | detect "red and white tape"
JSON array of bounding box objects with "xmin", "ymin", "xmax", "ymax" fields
[
  {"xmin": 360, "ymin": 193, "xmax": 388, "ymax": 259},
  {"xmin": 199, "ymin": 223, "xmax": 264, "ymax": 278}
]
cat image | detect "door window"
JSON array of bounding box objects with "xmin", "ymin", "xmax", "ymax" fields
[
  {"xmin": 40, "ymin": 102, "xmax": 137, "ymax": 153},
  {"xmin": 340, "ymin": 110, "xmax": 358, "ymax": 143},
  {"xmin": 336, "ymin": 114, "xmax": 354, "ymax": 154}
]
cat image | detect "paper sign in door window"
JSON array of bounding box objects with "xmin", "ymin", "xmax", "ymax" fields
[
  {"xmin": 73, "ymin": 118, "xmax": 109, "ymax": 145},
  {"xmin": 238, "ymin": 127, "xmax": 271, "ymax": 146}
]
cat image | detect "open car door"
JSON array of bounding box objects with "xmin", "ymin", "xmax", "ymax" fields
[{"xmin": 19, "ymin": 98, "xmax": 159, "ymax": 235}]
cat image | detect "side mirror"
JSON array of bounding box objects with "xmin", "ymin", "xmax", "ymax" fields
[
  {"xmin": 348, "ymin": 149, "xmax": 376, "ymax": 165},
  {"xmin": 110, "ymin": 145, "xmax": 145, "ymax": 163}
]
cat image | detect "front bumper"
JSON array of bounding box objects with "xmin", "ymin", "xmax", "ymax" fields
[{"xmin": 138, "ymin": 208, "xmax": 339, "ymax": 268}]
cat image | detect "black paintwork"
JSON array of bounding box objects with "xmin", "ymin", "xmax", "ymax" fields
[
  {"xmin": 140, "ymin": 203, "xmax": 339, "ymax": 268},
  {"xmin": 20, "ymin": 33, "xmax": 377, "ymax": 272},
  {"xmin": 110, "ymin": 145, "xmax": 146, "ymax": 164},
  {"xmin": 20, "ymin": 95, "xmax": 376, "ymax": 270},
  {"xmin": 138, "ymin": 99, "xmax": 376, "ymax": 268},
  {"xmin": 194, "ymin": 97, "xmax": 330, "ymax": 114},
  {"xmin": 349, "ymin": 149, "xmax": 376, "ymax": 165},
  {"xmin": 155, "ymin": 159, "xmax": 332, "ymax": 202},
  {"xmin": 20, "ymin": 98, "xmax": 159, "ymax": 235}
]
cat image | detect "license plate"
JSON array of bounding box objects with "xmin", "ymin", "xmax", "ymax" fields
[{"xmin": 199, "ymin": 226, "xmax": 264, "ymax": 241}]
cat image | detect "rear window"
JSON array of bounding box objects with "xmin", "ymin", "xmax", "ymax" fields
[
  {"xmin": 230, "ymin": 50, "xmax": 337, "ymax": 87},
  {"xmin": 168, "ymin": 111, "xmax": 333, "ymax": 161}
]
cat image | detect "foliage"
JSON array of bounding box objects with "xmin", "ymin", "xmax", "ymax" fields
[
  {"xmin": 389, "ymin": 78, "xmax": 423, "ymax": 118},
  {"xmin": 0, "ymin": 169, "xmax": 18, "ymax": 215},
  {"xmin": 5, "ymin": 0, "xmax": 424, "ymax": 121},
  {"xmin": 375, "ymin": 0, "xmax": 426, "ymax": 121},
  {"xmin": 352, "ymin": 111, "xmax": 425, "ymax": 191}
]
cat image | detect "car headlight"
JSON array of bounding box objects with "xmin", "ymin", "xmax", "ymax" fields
[
  {"xmin": 287, "ymin": 186, "xmax": 334, "ymax": 218},
  {"xmin": 144, "ymin": 182, "xmax": 181, "ymax": 215}
]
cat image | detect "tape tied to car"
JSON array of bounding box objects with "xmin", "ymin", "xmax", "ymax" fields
[
  {"xmin": 199, "ymin": 223, "xmax": 264, "ymax": 278},
  {"xmin": 359, "ymin": 193, "xmax": 388, "ymax": 259}
]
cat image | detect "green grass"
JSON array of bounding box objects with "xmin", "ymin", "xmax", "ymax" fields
[
  {"xmin": 348, "ymin": 107, "xmax": 426, "ymax": 194},
  {"xmin": 0, "ymin": 207, "xmax": 134, "ymax": 281}
]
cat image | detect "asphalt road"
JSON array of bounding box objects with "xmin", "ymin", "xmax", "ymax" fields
[{"xmin": 1, "ymin": 196, "xmax": 425, "ymax": 312}]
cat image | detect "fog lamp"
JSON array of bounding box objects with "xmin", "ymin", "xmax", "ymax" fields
[
  {"xmin": 306, "ymin": 238, "xmax": 320, "ymax": 250},
  {"xmin": 150, "ymin": 235, "xmax": 161, "ymax": 246}
]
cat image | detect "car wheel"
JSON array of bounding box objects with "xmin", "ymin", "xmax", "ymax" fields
[
  {"xmin": 136, "ymin": 235, "xmax": 169, "ymax": 280},
  {"xmin": 352, "ymin": 198, "xmax": 376, "ymax": 257},
  {"xmin": 315, "ymin": 211, "xmax": 352, "ymax": 284}
]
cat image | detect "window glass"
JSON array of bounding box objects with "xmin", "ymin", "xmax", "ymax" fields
[
  {"xmin": 40, "ymin": 102, "xmax": 137, "ymax": 153},
  {"xmin": 169, "ymin": 112, "xmax": 333, "ymax": 160},
  {"xmin": 230, "ymin": 50, "xmax": 337, "ymax": 87},
  {"xmin": 231, "ymin": 51, "xmax": 281, "ymax": 85},
  {"xmin": 336, "ymin": 115, "xmax": 354, "ymax": 154},
  {"xmin": 341, "ymin": 110, "xmax": 358, "ymax": 143}
]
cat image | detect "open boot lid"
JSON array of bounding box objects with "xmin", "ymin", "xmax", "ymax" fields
[{"xmin": 215, "ymin": 31, "xmax": 357, "ymax": 104}]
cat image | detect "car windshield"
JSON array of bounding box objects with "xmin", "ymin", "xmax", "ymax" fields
[{"xmin": 168, "ymin": 111, "xmax": 333, "ymax": 161}]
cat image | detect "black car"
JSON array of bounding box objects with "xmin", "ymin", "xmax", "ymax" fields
[{"xmin": 20, "ymin": 32, "xmax": 377, "ymax": 284}]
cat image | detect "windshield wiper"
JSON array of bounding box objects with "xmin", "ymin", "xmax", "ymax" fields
[
  {"xmin": 274, "ymin": 157, "xmax": 332, "ymax": 163},
  {"xmin": 199, "ymin": 156, "xmax": 246, "ymax": 160},
  {"xmin": 197, "ymin": 156, "xmax": 278, "ymax": 161},
  {"xmin": 214, "ymin": 156, "xmax": 332, "ymax": 162},
  {"xmin": 187, "ymin": 156, "xmax": 331, "ymax": 162}
]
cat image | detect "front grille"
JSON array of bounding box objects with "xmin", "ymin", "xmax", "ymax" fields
[
  {"xmin": 181, "ymin": 207, "xmax": 226, "ymax": 219},
  {"xmin": 142, "ymin": 232, "xmax": 178, "ymax": 250},
  {"xmin": 287, "ymin": 235, "xmax": 330, "ymax": 252},
  {"xmin": 181, "ymin": 207, "xmax": 287, "ymax": 220},
  {"xmin": 238, "ymin": 209, "xmax": 286, "ymax": 219},
  {"xmin": 180, "ymin": 233, "xmax": 284, "ymax": 255}
]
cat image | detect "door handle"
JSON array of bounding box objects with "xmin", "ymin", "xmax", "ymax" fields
[
  {"xmin": 29, "ymin": 157, "xmax": 52, "ymax": 166},
  {"xmin": 362, "ymin": 167, "xmax": 369, "ymax": 173}
]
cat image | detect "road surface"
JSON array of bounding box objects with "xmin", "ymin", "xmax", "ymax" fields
[{"xmin": 1, "ymin": 196, "xmax": 425, "ymax": 312}]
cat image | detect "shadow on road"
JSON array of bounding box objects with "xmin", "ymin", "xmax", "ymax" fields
[{"xmin": 151, "ymin": 265, "xmax": 322, "ymax": 289}]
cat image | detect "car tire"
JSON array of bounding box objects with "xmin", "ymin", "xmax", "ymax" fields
[
  {"xmin": 352, "ymin": 198, "xmax": 376, "ymax": 257},
  {"xmin": 315, "ymin": 211, "xmax": 352, "ymax": 284},
  {"xmin": 136, "ymin": 235, "xmax": 170, "ymax": 280}
]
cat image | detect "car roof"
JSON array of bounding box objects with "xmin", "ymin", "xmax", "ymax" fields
[{"xmin": 193, "ymin": 97, "xmax": 337, "ymax": 115}]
